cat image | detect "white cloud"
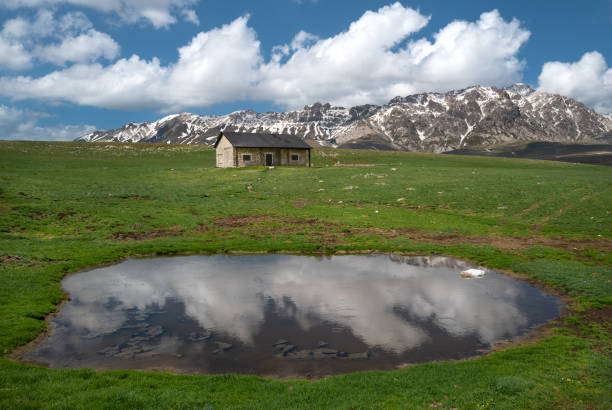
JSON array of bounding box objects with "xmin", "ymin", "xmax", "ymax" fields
[
  {"xmin": 289, "ymin": 30, "xmax": 319, "ymax": 50},
  {"xmin": 0, "ymin": 16, "xmax": 261, "ymax": 111},
  {"xmin": 260, "ymin": 8, "xmax": 529, "ymax": 108},
  {"xmin": 538, "ymin": 51, "xmax": 612, "ymax": 114},
  {"xmin": 0, "ymin": 37, "xmax": 32, "ymax": 70},
  {"xmin": 165, "ymin": 16, "xmax": 262, "ymax": 108},
  {"xmin": 259, "ymin": 3, "xmax": 431, "ymax": 108},
  {"xmin": 0, "ymin": 105, "xmax": 95, "ymax": 140},
  {"xmin": 0, "ymin": 10, "xmax": 120, "ymax": 67},
  {"xmin": 57, "ymin": 10, "xmax": 94, "ymax": 33},
  {"xmin": 181, "ymin": 8, "xmax": 199, "ymax": 25},
  {"xmin": 0, "ymin": 4, "xmax": 532, "ymax": 111},
  {"xmin": 34, "ymin": 29, "xmax": 119, "ymax": 65},
  {"xmin": 1, "ymin": 56, "xmax": 167, "ymax": 110},
  {"xmin": 1, "ymin": 9, "xmax": 56, "ymax": 40},
  {"xmin": 1, "ymin": 0, "xmax": 200, "ymax": 28},
  {"xmin": 408, "ymin": 10, "xmax": 530, "ymax": 91},
  {"xmin": 0, "ymin": 10, "xmax": 57, "ymax": 69}
]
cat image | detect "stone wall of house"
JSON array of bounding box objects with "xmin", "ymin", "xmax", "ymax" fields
[
  {"xmin": 235, "ymin": 148, "xmax": 309, "ymax": 167},
  {"xmin": 281, "ymin": 148, "xmax": 309, "ymax": 166},
  {"xmin": 216, "ymin": 136, "xmax": 235, "ymax": 167},
  {"xmin": 217, "ymin": 135, "xmax": 310, "ymax": 168}
]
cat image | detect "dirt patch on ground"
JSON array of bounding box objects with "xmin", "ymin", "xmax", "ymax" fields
[
  {"xmin": 363, "ymin": 229, "xmax": 612, "ymax": 253},
  {"xmin": 214, "ymin": 215, "xmax": 324, "ymax": 231},
  {"xmin": 117, "ymin": 194, "xmax": 152, "ymax": 200},
  {"xmin": 586, "ymin": 306, "xmax": 612, "ymax": 328},
  {"xmin": 213, "ymin": 215, "xmax": 344, "ymax": 247},
  {"xmin": 333, "ymin": 163, "xmax": 382, "ymax": 167},
  {"xmin": 1, "ymin": 254, "xmax": 23, "ymax": 264},
  {"xmin": 112, "ymin": 227, "xmax": 183, "ymax": 241},
  {"xmin": 401, "ymin": 205, "xmax": 434, "ymax": 210},
  {"xmin": 562, "ymin": 306, "xmax": 612, "ymax": 352},
  {"xmin": 211, "ymin": 215, "xmax": 612, "ymax": 254},
  {"xmin": 514, "ymin": 202, "xmax": 542, "ymax": 216}
]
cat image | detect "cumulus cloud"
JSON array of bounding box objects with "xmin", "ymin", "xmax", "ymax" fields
[
  {"xmin": 407, "ymin": 10, "xmax": 529, "ymax": 91},
  {"xmin": 34, "ymin": 29, "xmax": 119, "ymax": 65},
  {"xmin": 0, "ymin": 10, "xmax": 119, "ymax": 67},
  {"xmin": 1, "ymin": 0, "xmax": 200, "ymax": 28},
  {"xmin": 0, "ymin": 104, "xmax": 95, "ymax": 140},
  {"xmin": 259, "ymin": 3, "xmax": 430, "ymax": 107},
  {"xmin": 1, "ymin": 9, "xmax": 56, "ymax": 40},
  {"xmin": 165, "ymin": 16, "xmax": 262, "ymax": 108},
  {"xmin": 0, "ymin": 37, "xmax": 32, "ymax": 70},
  {"xmin": 0, "ymin": 4, "xmax": 532, "ymax": 111},
  {"xmin": 538, "ymin": 51, "xmax": 612, "ymax": 114},
  {"xmin": 0, "ymin": 16, "xmax": 260, "ymax": 111},
  {"xmin": 260, "ymin": 7, "xmax": 530, "ymax": 108}
]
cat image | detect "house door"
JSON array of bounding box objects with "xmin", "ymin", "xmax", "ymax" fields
[{"xmin": 265, "ymin": 153, "xmax": 273, "ymax": 166}]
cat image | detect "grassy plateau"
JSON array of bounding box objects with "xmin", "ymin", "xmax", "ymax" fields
[{"xmin": 0, "ymin": 140, "xmax": 611, "ymax": 409}]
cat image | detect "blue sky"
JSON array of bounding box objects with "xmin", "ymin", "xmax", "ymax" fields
[{"xmin": 0, "ymin": 0, "xmax": 611, "ymax": 140}]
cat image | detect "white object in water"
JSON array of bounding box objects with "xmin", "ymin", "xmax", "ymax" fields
[{"xmin": 461, "ymin": 268, "xmax": 486, "ymax": 278}]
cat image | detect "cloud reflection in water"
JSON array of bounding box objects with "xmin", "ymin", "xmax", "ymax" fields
[{"xmin": 59, "ymin": 254, "xmax": 536, "ymax": 353}]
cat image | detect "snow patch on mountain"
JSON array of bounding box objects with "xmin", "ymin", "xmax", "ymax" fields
[{"xmin": 77, "ymin": 84, "xmax": 612, "ymax": 152}]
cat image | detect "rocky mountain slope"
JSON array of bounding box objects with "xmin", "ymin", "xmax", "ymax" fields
[{"xmin": 77, "ymin": 84, "xmax": 612, "ymax": 153}]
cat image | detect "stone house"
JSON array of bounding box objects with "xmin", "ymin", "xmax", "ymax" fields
[{"xmin": 214, "ymin": 131, "xmax": 312, "ymax": 168}]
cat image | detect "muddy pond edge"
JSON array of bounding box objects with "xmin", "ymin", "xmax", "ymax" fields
[{"xmin": 7, "ymin": 249, "xmax": 571, "ymax": 378}]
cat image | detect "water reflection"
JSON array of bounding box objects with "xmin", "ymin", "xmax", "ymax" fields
[{"xmin": 28, "ymin": 254, "xmax": 560, "ymax": 376}]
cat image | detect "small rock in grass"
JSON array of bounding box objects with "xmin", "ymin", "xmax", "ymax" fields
[
  {"xmin": 188, "ymin": 331, "xmax": 211, "ymax": 342},
  {"xmin": 144, "ymin": 325, "xmax": 163, "ymax": 338},
  {"xmin": 288, "ymin": 350, "xmax": 313, "ymax": 359},
  {"xmin": 347, "ymin": 352, "xmax": 370, "ymax": 360},
  {"xmin": 215, "ymin": 342, "xmax": 233, "ymax": 351},
  {"xmin": 282, "ymin": 345, "xmax": 296, "ymax": 356}
]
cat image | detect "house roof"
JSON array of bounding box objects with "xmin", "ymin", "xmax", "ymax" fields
[{"xmin": 214, "ymin": 131, "xmax": 311, "ymax": 149}]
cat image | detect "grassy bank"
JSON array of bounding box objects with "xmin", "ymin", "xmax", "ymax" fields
[{"xmin": 1, "ymin": 141, "xmax": 610, "ymax": 408}]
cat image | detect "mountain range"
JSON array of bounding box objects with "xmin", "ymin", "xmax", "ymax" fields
[{"xmin": 77, "ymin": 84, "xmax": 612, "ymax": 153}]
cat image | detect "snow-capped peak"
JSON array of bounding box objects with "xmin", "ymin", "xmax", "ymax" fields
[
  {"xmin": 504, "ymin": 83, "xmax": 536, "ymax": 97},
  {"xmin": 76, "ymin": 84, "xmax": 611, "ymax": 152}
]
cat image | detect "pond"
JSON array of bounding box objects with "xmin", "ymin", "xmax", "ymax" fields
[{"xmin": 26, "ymin": 254, "xmax": 561, "ymax": 378}]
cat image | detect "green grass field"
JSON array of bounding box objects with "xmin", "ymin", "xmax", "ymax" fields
[{"xmin": 1, "ymin": 140, "xmax": 610, "ymax": 409}]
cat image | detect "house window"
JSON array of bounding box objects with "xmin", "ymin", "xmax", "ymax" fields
[
  {"xmin": 291, "ymin": 153, "xmax": 300, "ymax": 161},
  {"xmin": 242, "ymin": 154, "xmax": 252, "ymax": 161}
]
